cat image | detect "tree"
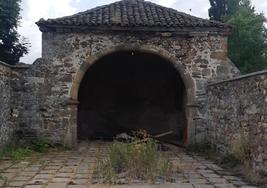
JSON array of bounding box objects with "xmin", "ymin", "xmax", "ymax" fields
[
  {"xmin": 226, "ymin": 4, "xmax": 267, "ymax": 73},
  {"xmin": 209, "ymin": 0, "xmax": 226, "ymax": 21},
  {"xmin": 225, "ymin": 0, "xmax": 240, "ymax": 16},
  {"xmin": 209, "ymin": 0, "xmax": 247, "ymax": 21},
  {"xmin": 209, "ymin": 0, "xmax": 267, "ymax": 73},
  {"xmin": 0, "ymin": 0, "xmax": 29, "ymax": 65}
]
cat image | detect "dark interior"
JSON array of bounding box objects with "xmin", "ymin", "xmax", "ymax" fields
[{"xmin": 77, "ymin": 51, "xmax": 187, "ymax": 143}]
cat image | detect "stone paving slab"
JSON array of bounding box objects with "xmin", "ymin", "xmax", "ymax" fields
[{"xmin": 0, "ymin": 141, "xmax": 259, "ymax": 188}]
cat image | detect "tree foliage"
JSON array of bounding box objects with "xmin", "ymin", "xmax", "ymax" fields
[
  {"xmin": 209, "ymin": 0, "xmax": 226, "ymax": 21},
  {"xmin": 227, "ymin": 5, "xmax": 267, "ymax": 73},
  {"xmin": 0, "ymin": 0, "xmax": 29, "ymax": 65},
  {"xmin": 209, "ymin": 0, "xmax": 267, "ymax": 73}
]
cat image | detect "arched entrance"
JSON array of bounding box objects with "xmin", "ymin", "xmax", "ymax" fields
[{"xmin": 76, "ymin": 50, "xmax": 189, "ymax": 145}]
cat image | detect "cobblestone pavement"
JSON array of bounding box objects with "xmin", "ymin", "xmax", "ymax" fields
[{"xmin": 0, "ymin": 141, "xmax": 259, "ymax": 188}]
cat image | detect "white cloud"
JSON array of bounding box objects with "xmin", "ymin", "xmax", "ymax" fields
[
  {"xmin": 19, "ymin": 0, "xmax": 77, "ymax": 63},
  {"xmin": 157, "ymin": 0, "xmax": 176, "ymax": 7},
  {"xmin": 18, "ymin": 0, "xmax": 267, "ymax": 64},
  {"xmin": 252, "ymin": 0, "xmax": 267, "ymax": 16}
]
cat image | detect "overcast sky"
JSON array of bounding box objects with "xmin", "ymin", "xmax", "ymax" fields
[{"xmin": 18, "ymin": 0, "xmax": 267, "ymax": 63}]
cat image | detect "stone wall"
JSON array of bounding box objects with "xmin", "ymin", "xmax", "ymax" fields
[
  {"xmin": 0, "ymin": 62, "xmax": 14, "ymax": 147},
  {"xmin": 207, "ymin": 70, "xmax": 267, "ymax": 172},
  {"xmin": 14, "ymin": 31, "xmax": 238, "ymax": 147},
  {"xmin": 14, "ymin": 59, "xmax": 59, "ymax": 141},
  {"xmin": 0, "ymin": 62, "xmax": 30, "ymax": 147}
]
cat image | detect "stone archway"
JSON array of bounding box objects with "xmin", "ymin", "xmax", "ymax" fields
[{"xmin": 68, "ymin": 46, "xmax": 195, "ymax": 148}]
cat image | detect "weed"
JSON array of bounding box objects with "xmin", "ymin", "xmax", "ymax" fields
[
  {"xmin": 0, "ymin": 144, "xmax": 33, "ymax": 161},
  {"xmin": 159, "ymin": 157, "xmax": 173, "ymax": 177},
  {"xmin": 11, "ymin": 147, "xmax": 33, "ymax": 160},
  {"xmin": 0, "ymin": 174, "xmax": 7, "ymax": 184},
  {"xmin": 94, "ymin": 132, "xmax": 173, "ymax": 184},
  {"xmin": 28, "ymin": 138, "xmax": 51, "ymax": 153},
  {"xmin": 0, "ymin": 137, "xmax": 60, "ymax": 161},
  {"xmin": 0, "ymin": 175, "xmax": 4, "ymax": 180},
  {"xmin": 230, "ymin": 132, "xmax": 250, "ymax": 165}
]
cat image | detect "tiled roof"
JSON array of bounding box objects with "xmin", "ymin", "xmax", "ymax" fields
[{"xmin": 36, "ymin": 0, "xmax": 230, "ymax": 32}]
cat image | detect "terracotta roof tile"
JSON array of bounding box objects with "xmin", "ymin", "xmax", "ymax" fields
[{"xmin": 36, "ymin": 0, "xmax": 230, "ymax": 32}]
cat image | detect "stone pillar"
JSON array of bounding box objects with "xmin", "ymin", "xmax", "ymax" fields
[
  {"xmin": 65, "ymin": 99, "xmax": 79, "ymax": 148},
  {"xmin": 185, "ymin": 104, "xmax": 198, "ymax": 145}
]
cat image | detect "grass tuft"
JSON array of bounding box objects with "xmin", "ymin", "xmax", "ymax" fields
[
  {"xmin": 230, "ymin": 132, "xmax": 250, "ymax": 165},
  {"xmin": 94, "ymin": 131, "xmax": 174, "ymax": 184},
  {"xmin": 0, "ymin": 137, "xmax": 58, "ymax": 161}
]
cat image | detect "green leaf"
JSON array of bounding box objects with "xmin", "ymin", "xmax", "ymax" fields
[{"xmin": 0, "ymin": 0, "xmax": 29, "ymax": 65}]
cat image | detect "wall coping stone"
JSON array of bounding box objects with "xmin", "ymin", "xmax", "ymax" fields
[
  {"xmin": 208, "ymin": 69, "xmax": 267, "ymax": 86},
  {"xmin": 0, "ymin": 61, "xmax": 30, "ymax": 70}
]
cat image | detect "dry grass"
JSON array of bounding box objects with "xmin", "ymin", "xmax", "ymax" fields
[
  {"xmin": 188, "ymin": 133, "xmax": 267, "ymax": 187},
  {"xmin": 93, "ymin": 131, "xmax": 174, "ymax": 184},
  {"xmin": 230, "ymin": 132, "xmax": 250, "ymax": 165}
]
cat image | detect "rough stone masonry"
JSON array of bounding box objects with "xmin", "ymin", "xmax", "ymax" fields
[
  {"xmin": 207, "ymin": 70, "xmax": 267, "ymax": 172},
  {"xmin": 0, "ymin": 62, "xmax": 13, "ymax": 147},
  {"xmin": 0, "ymin": 0, "xmax": 265, "ymax": 172}
]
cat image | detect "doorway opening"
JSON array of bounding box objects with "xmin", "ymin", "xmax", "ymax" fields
[{"xmin": 77, "ymin": 50, "xmax": 187, "ymax": 144}]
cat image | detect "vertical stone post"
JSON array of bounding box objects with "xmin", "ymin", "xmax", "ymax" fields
[
  {"xmin": 182, "ymin": 75, "xmax": 196, "ymax": 146},
  {"xmin": 185, "ymin": 104, "xmax": 198, "ymax": 146},
  {"xmin": 65, "ymin": 99, "xmax": 79, "ymax": 148}
]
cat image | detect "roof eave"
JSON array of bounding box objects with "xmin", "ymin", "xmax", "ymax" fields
[{"xmin": 36, "ymin": 23, "xmax": 231, "ymax": 36}]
